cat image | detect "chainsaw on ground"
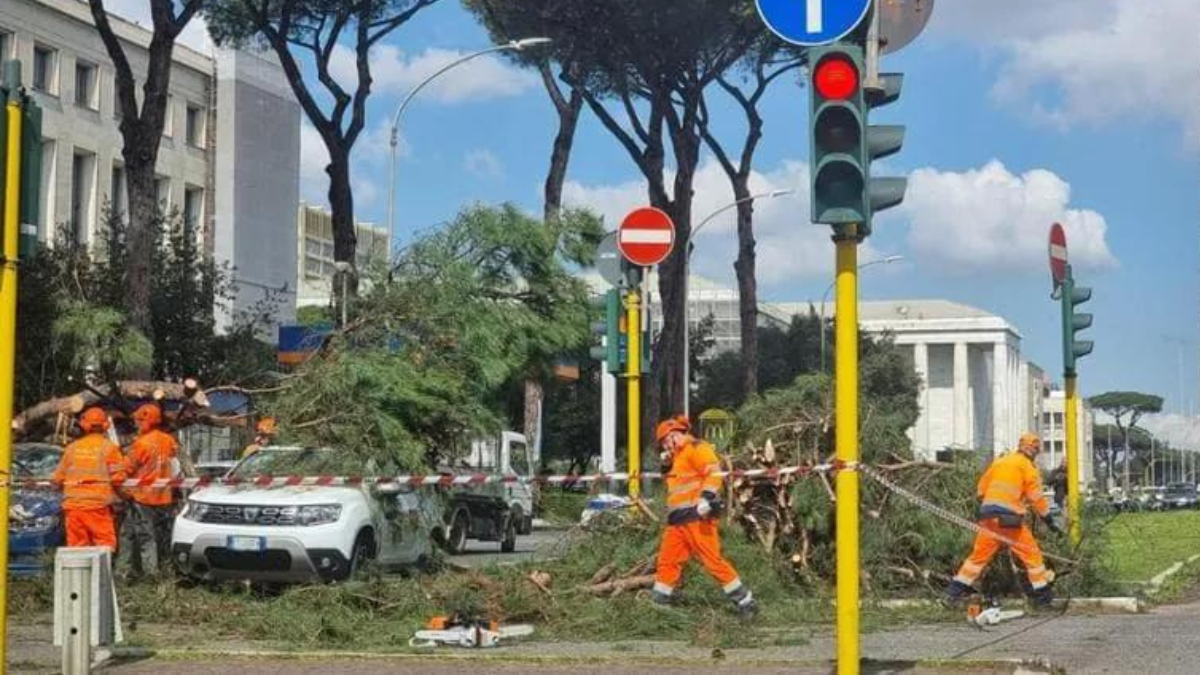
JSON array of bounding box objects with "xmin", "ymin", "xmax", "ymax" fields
[
  {"xmin": 409, "ymin": 614, "xmax": 535, "ymax": 648},
  {"xmin": 967, "ymin": 599, "xmax": 1024, "ymax": 629}
]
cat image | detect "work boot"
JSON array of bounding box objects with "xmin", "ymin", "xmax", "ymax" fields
[
  {"xmin": 1028, "ymin": 587, "xmax": 1057, "ymax": 611},
  {"xmin": 737, "ymin": 597, "xmax": 760, "ymax": 622},
  {"xmin": 942, "ymin": 580, "xmax": 975, "ymax": 608}
]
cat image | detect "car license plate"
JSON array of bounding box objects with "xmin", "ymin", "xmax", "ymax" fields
[{"xmin": 227, "ymin": 535, "xmax": 265, "ymax": 552}]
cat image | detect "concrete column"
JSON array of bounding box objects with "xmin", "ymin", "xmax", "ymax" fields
[
  {"xmin": 913, "ymin": 342, "xmax": 930, "ymax": 457},
  {"xmin": 992, "ymin": 342, "xmax": 1008, "ymax": 454},
  {"xmin": 953, "ymin": 341, "xmax": 970, "ymax": 448}
]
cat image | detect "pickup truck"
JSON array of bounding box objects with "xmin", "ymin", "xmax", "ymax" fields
[
  {"xmin": 437, "ymin": 432, "xmax": 537, "ymax": 554},
  {"xmin": 171, "ymin": 446, "xmax": 443, "ymax": 583}
]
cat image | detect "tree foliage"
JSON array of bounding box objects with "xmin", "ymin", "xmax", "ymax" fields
[
  {"xmin": 1089, "ymin": 391, "xmax": 1164, "ymax": 489},
  {"xmin": 264, "ymin": 204, "xmax": 603, "ymax": 469}
]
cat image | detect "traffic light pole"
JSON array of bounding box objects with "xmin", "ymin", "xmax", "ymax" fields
[
  {"xmin": 834, "ymin": 231, "xmax": 860, "ymax": 675},
  {"xmin": 600, "ymin": 337, "xmax": 617, "ymax": 473},
  {"xmin": 625, "ymin": 281, "xmax": 642, "ymax": 499},
  {"xmin": 1065, "ymin": 375, "xmax": 1082, "ymax": 546},
  {"xmin": 1, "ymin": 62, "xmax": 28, "ymax": 668}
]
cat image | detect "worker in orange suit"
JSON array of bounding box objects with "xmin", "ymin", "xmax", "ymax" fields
[
  {"xmin": 946, "ymin": 432, "xmax": 1061, "ymax": 607},
  {"xmin": 122, "ymin": 403, "xmax": 180, "ymax": 575},
  {"xmin": 51, "ymin": 407, "xmax": 128, "ymax": 550},
  {"xmin": 651, "ymin": 415, "xmax": 758, "ymax": 620},
  {"xmin": 240, "ymin": 417, "xmax": 277, "ymax": 460}
]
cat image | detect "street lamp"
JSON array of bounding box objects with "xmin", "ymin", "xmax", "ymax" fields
[
  {"xmin": 385, "ymin": 37, "xmax": 552, "ymax": 260},
  {"xmin": 818, "ymin": 254, "xmax": 904, "ymax": 372},
  {"xmin": 682, "ymin": 189, "xmax": 795, "ymax": 418}
]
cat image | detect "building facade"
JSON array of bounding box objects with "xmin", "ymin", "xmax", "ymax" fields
[
  {"xmin": 0, "ymin": 0, "xmax": 299, "ymax": 329},
  {"xmin": 1040, "ymin": 390, "xmax": 1096, "ymax": 487},
  {"xmin": 296, "ymin": 202, "xmax": 388, "ymax": 308}
]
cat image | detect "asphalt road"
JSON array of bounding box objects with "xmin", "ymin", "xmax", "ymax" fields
[{"xmin": 445, "ymin": 527, "xmax": 568, "ymax": 569}]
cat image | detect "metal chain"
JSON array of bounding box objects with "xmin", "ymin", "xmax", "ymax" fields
[{"xmin": 857, "ymin": 463, "xmax": 1080, "ymax": 567}]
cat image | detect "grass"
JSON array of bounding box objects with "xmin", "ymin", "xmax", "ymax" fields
[{"xmin": 1101, "ymin": 510, "xmax": 1200, "ymax": 582}]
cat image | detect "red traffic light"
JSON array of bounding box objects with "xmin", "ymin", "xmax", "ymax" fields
[{"xmin": 813, "ymin": 55, "xmax": 858, "ymax": 101}]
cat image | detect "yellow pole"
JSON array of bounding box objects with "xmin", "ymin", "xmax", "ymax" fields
[
  {"xmin": 626, "ymin": 282, "xmax": 641, "ymax": 499},
  {"xmin": 1064, "ymin": 375, "xmax": 1082, "ymax": 547},
  {"xmin": 834, "ymin": 233, "xmax": 859, "ymax": 675},
  {"xmin": 1, "ymin": 88, "xmax": 26, "ymax": 671}
]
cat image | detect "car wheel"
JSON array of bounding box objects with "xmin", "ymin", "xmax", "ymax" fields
[
  {"xmin": 347, "ymin": 531, "xmax": 376, "ymax": 580},
  {"xmin": 444, "ymin": 509, "xmax": 469, "ymax": 554},
  {"xmin": 500, "ymin": 516, "xmax": 517, "ymax": 553}
]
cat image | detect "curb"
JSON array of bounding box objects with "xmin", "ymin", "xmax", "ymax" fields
[
  {"xmin": 1149, "ymin": 554, "xmax": 1200, "ymax": 590},
  {"xmin": 871, "ymin": 596, "xmax": 1142, "ymax": 613}
]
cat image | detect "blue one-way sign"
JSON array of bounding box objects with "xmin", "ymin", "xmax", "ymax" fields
[{"xmin": 756, "ymin": 0, "xmax": 872, "ymax": 47}]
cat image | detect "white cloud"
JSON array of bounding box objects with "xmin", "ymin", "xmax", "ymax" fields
[
  {"xmin": 1141, "ymin": 414, "xmax": 1200, "ymax": 451},
  {"xmin": 464, "ymin": 149, "xmax": 503, "ymax": 179},
  {"xmin": 100, "ymin": 0, "xmax": 213, "ymax": 53},
  {"xmin": 935, "ymin": 0, "xmax": 1200, "ymax": 145},
  {"xmin": 562, "ymin": 159, "xmax": 882, "ymax": 285},
  {"xmin": 901, "ymin": 160, "xmax": 1117, "ymax": 274},
  {"xmin": 329, "ymin": 45, "xmax": 538, "ymax": 104},
  {"xmin": 299, "ymin": 122, "xmax": 330, "ymax": 204}
]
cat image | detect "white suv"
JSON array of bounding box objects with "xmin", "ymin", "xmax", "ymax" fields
[{"xmin": 172, "ymin": 447, "xmax": 442, "ymax": 583}]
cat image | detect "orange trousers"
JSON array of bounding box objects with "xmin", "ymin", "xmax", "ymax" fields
[
  {"xmin": 953, "ymin": 517, "xmax": 1049, "ymax": 590},
  {"xmin": 654, "ymin": 519, "xmax": 742, "ymax": 597},
  {"xmin": 64, "ymin": 507, "xmax": 118, "ymax": 550}
]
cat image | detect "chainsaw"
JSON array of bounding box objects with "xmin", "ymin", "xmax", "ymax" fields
[
  {"xmin": 967, "ymin": 600, "xmax": 1024, "ymax": 629},
  {"xmin": 409, "ymin": 615, "xmax": 535, "ymax": 648}
]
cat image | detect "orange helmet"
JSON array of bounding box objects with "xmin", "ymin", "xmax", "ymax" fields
[
  {"xmin": 655, "ymin": 415, "xmax": 691, "ymax": 444},
  {"xmin": 132, "ymin": 403, "xmax": 162, "ymax": 432},
  {"xmin": 256, "ymin": 417, "xmax": 277, "ymax": 437},
  {"xmin": 79, "ymin": 407, "xmax": 110, "ymax": 433},
  {"xmin": 1018, "ymin": 432, "xmax": 1041, "ymax": 454}
]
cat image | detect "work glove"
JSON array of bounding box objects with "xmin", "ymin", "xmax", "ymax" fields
[
  {"xmin": 1042, "ymin": 514, "xmax": 1063, "ymax": 535},
  {"xmin": 698, "ymin": 490, "xmax": 724, "ymax": 518}
]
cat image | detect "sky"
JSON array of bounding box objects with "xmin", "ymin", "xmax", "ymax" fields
[{"xmin": 109, "ymin": 0, "xmax": 1200, "ymax": 445}]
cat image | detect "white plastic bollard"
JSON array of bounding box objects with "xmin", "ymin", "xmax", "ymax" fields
[{"xmin": 54, "ymin": 547, "xmax": 123, "ymax": 674}]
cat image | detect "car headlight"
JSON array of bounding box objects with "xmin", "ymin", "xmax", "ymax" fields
[
  {"xmin": 181, "ymin": 501, "xmax": 212, "ymax": 522},
  {"xmin": 297, "ymin": 504, "xmax": 341, "ymax": 526}
]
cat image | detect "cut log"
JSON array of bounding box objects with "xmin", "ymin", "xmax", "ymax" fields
[
  {"xmin": 583, "ymin": 574, "xmax": 655, "ymax": 596},
  {"xmin": 587, "ymin": 563, "xmax": 617, "ymax": 586}
]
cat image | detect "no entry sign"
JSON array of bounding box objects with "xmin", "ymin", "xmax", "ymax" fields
[
  {"xmin": 619, "ymin": 207, "xmax": 675, "ymax": 267},
  {"xmin": 1049, "ymin": 223, "xmax": 1068, "ymax": 287}
]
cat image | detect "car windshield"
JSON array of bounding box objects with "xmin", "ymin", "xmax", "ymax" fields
[
  {"xmin": 14, "ymin": 444, "xmax": 62, "ymax": 478},
  {"xmin": 230, "ymin": 448, "xmax": 367, "ymax": 478}
]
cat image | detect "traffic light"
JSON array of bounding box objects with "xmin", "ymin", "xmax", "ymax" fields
[
  {"xmin": 0, "ymin": 61, "xmax": 43, "ymax": 259},
  {"xmin": 589, "ymin": 288, "xmax": 621, "ymax": 374},
  {"xmin": 808, "ymin": 42, "xmax": 906, "ymax": 238},
  {"xmin": 1060, "ymin": 267, "xmax": 1093, "ymax": 377}
]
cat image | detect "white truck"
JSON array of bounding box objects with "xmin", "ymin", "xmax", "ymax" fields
[
  {"xmin": 171, "ymin": 447, "xmax": 443, "ymax": 583},
  {"xmin": 437, "ymin": 432, "xmax": 537, "ymax": 554}
]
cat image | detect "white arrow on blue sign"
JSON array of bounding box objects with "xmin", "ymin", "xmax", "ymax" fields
[{"xmin": 755, "ymin": 0, "xmax": 872, "ymax": 47}]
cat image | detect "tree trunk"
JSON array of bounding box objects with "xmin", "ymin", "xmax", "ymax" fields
[
  {"xmin": 543, "ymin": 88, "xmax": 583, "ymax": 224},
  {"xmin": 731, "ymin": 176, "xmax": 757, "ymax": 398},
  {"xmin": 124, "ymin": 156, "xmax": 158, "ymax": 361},
  {"xmin": 523, "ymin": 379, "xmax": 542, "ymax": 461},
  {"xmin": 326, "ymin": 146, "xmax": 358, "ymax": 323}
]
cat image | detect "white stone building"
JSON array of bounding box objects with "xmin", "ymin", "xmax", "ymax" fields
[
  {"xmin": 1040, "ymin": 390, "xmax": 1096, "ymax": 487},
  {"xmin": 0, "ymin": 0, "xmax": 300, "ymax": 329},
  {"xmin": 296, "ymin": 202, "xmax": 388, "ymax": 308}
]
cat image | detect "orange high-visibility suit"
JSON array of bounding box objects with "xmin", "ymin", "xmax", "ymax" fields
[
  {"xmin": 125, "ymin": 427, "xmax": 179, "ymax": 507},
  {"xmin": 951, "ymin": 451, "xmax": 1052, "ymax": 593},
  {"xmin": 652, "ymin": 434, "xmax": 752, "ymax": 608},
  {"xmin": 52, "ymin": 433, "xmax": 127, "ymax": 550},
  {"xmin": 124, "ymin": 418, "xmax": 180, "ymax": 573}
]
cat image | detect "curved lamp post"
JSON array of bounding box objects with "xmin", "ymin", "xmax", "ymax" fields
[{"xmin": 818, "ymin": 254, "xmax": 904, "ymax": 371}]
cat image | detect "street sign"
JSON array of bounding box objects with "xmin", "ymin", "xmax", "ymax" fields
[
  {"xmin": 1049, "ymin": 222, "xmax": 1068, "ymax": 287},
  {"xmin": 618, "ymin": 207, "xmax": 675, "ymax": 267},
  {"xmin": 879, "ymin": 0, "xmax": 936, "ymax": 54},
  {"xmin": 756, "ymin": 0, "xmax": 872, "ymax": 47},
  {"xmin": 596, "ymin": 231, "xmax": 623, "ymax": 287}
]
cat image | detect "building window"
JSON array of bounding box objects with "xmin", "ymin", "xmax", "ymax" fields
[
  {"xmin": 0, "ymin": 31, "xmax": 12, "ymax": 62},
  {"xmin": 162, "ymin": 94, "xmax": 173, "ymax": 137},
  {"xmin": 71, "ymin": 151, "xmax": 96, "ymax": 244},
  {"xmin": 185, "ymin": 104, "xmax": 205, "ymax": 147},
  {"xmin": 183, "ymin": 186, "xmax": 203, "ymax": 232},
  {"xmin": 110, "ymin": 165, "xmax": 127, "ymax": 219},
  {"xmin": 33, "ymin": 45, "xmax": 58, "ymax": 95},
  {"xmin": 38, "ymin": 140, "xmax": 56, "ymax": 240},
  {"xmin": 74, "ymin": 60, "xmax": 98, "ymax": 109}
]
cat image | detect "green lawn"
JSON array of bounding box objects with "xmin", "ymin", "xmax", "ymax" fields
[{"xmin": 1103, "ymin": 510, "xmax": 1200, "ymax": 581}]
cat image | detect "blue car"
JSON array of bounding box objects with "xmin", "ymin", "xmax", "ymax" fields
[{"xmin": 9, "ymin": 443, "xmax": 64, "ymax": 576}]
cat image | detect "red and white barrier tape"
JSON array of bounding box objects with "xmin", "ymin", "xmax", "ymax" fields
[{"xmin": 6, "ymin": 462, "xmax": 849, "ymax": 491}]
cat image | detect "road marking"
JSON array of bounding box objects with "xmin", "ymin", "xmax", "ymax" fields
[
  {"xmin": 807, "ymin": 0, "xmax": 823, "ymax": 33},
  {"xmin": 620, "ymin": 229, "xmax": 673, "ymax": 244}
]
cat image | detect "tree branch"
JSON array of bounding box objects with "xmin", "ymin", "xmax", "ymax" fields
[{"xmin": 86, "ymin": 0, "xmax": 138, "ymax": 119}]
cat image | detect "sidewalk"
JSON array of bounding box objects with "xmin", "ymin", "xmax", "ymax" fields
[{"xmin": 13, "ymin": 599, "xmax": 1200, "ymax": 673}]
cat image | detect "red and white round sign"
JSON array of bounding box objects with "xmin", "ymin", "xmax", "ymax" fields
[
  {"xmin": 618, "ymin": 207, "xmax": 675, "ymax": 267},
  {"xmin": 1049, "ymin": 223, "xmax": 1068, "ymax": 286}
]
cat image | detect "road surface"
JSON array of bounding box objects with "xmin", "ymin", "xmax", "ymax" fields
[{"xmin": 446, "ymin": 527, "xmax": 568, "ymax": 569}]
